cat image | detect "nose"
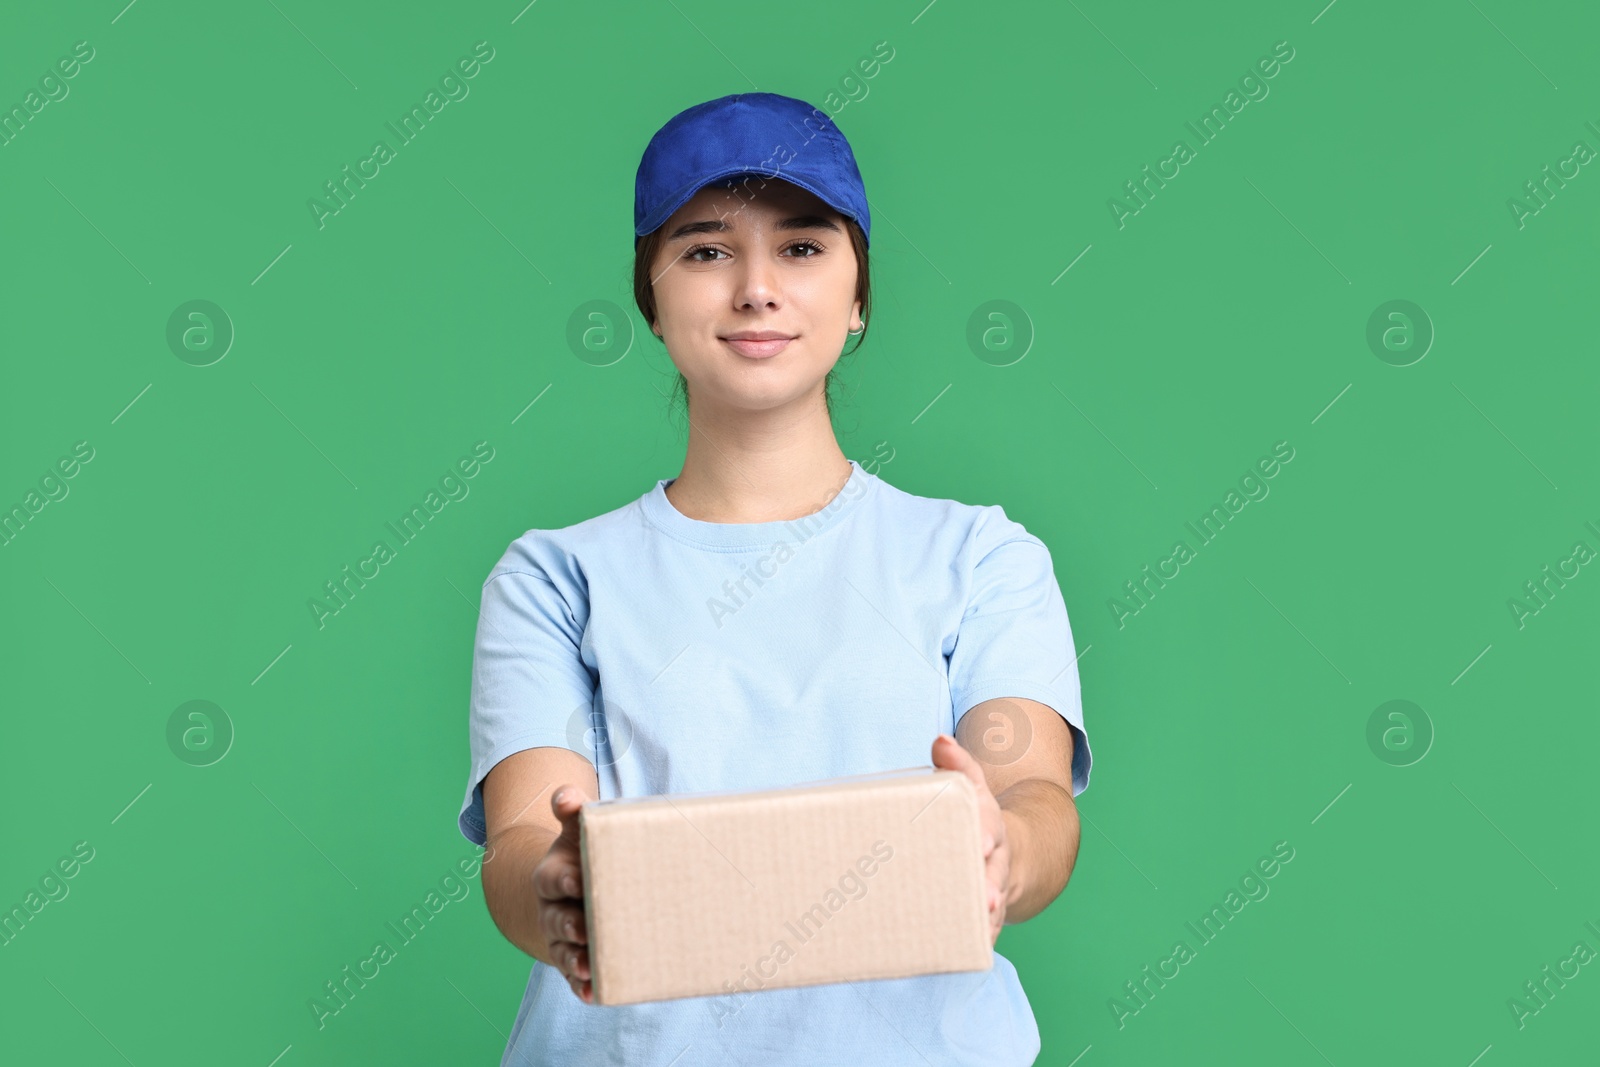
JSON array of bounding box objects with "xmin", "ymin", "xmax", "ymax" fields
[{"xmin": 732, "ymin": 252, "xmax": 781, "ymax": 312}]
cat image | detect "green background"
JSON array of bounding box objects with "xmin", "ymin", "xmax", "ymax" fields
[{"xmin": 2, "ymin": 0, "xmax": 1596, "ymax": 1064}]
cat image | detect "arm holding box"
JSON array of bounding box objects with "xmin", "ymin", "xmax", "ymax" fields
[
  {"xmin": 938, "ymin": 696, "xmax": 1081, "ymax": 941},
  {"xmin": 940, "ymin": 511, "xmax": 1091, "ymax": 941},
  {"xmin": 480, "ymin": 746, "xmax": 600, "ymax": 1003}
]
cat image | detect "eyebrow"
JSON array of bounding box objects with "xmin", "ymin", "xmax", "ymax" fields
[{"xmin": 664, "ymin": 214, "xmax": 843, "ymax": 242}]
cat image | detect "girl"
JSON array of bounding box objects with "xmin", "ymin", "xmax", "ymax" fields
[{"xmin": 460, "ymin": 92, "xmax": 1091, "ymax": 1066}]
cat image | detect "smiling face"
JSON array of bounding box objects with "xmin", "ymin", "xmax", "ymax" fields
[{"xmin": 647, "ymin": 177, "xmax": 863, "ymax": 417}]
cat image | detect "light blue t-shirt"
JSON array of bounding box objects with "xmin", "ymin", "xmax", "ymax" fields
[{"xmin": 459, "ymin": 459, "xmax": 1091, "ymax": 1067}]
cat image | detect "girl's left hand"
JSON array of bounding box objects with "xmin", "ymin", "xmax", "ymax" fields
[{"xmin": 931, "ymin": 733, "xmax": 1009, "ymax": 947}]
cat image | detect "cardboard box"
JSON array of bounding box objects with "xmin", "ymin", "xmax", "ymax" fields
[{"xmin": 578, "ymin": 765, "xmax": 993, "ymax": 1007}]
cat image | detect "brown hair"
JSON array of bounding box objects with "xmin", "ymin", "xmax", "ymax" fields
[{"xmin": 632, "ymin": 209, "xmax": 871, "ymax": 421}]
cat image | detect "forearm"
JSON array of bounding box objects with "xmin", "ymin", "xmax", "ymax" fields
[
  {"xmin": 998, "ymin": 777, "xmax": 1079, "ymax": 923},
  {"xmin": 481, "ymin": 823, "xmax": 561, "ymax": 965}
]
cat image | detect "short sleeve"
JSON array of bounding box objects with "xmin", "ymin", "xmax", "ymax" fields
[
  {"xmin": 947, "ymin": 508, "xmax": 1092, "ymax": 796},
  {"xmin": 458, "ymin": 548, "xmax": 597, "ymax": 845}
]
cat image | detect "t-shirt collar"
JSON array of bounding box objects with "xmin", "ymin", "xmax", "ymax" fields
[{"xmin": 640, "ymin": 459, "xmax": 875, "ymax": 550}]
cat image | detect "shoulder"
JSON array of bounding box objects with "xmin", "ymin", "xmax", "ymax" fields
[
  {"xmin": 868, "ymin": 474, "xmax": 1046, "ymax": 562},
  {"xmin": 484, "ymin": 490, "xmax": 648, "ymax": 593}
]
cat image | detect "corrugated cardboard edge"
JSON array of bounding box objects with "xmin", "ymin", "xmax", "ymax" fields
[
  {"xmin": 585, "ymin": 763, "xmax": 938, "ymax": 809},
  {"xmin": 578, "ymin": 812, "xmax": 597, "ymax": 1000}
]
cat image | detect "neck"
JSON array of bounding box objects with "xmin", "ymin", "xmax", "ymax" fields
[{"xmin": 665, "ymin": 392, "xmax": 852, "ymax": 523}]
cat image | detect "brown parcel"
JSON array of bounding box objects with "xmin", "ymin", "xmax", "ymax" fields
[{"xmin": 578, "ymin": 766, "xmax": 992, "ymax": 1007}]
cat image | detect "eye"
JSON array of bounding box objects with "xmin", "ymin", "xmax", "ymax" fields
[
  {"xmin": 682, "ymin": 243, "xmax": 726, "ymax": 263},
  {"xmin": 786, "ymin": 240, "xmax": 825, "ymax": 258}
]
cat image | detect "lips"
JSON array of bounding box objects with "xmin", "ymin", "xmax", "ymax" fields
[{"xmin": 721, "ymin": 335, "xmax": 794, "ymax": 358}]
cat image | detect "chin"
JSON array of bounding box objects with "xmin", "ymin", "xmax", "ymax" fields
[{"xmin": 699, "ymin": 375, "xmax": 826, "ymax": 413}]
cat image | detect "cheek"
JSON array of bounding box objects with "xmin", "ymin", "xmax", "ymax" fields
[
  {"xmin": 652, "ymin": 274, "xmax": 712, "ymax": 330},
  {"xmin": 791, "ymin": 265, "xmax": 857, "ymax": 320}
]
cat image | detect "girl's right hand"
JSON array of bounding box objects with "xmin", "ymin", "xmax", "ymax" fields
[{"xmin": 534, "ymin": 786, "xmax": 592, "ymax": 1003}]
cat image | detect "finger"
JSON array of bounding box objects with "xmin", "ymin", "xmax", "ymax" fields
[
  {"xmin": 533, "ymin": 797, "xmax": 587, "ymax": 901},
  {"xmin": 551, "ymin": 939, "xmax": 574, "ymax": 978},
  {"xmin": 984, "ymin": 857, "xmax": 1008, "ymax": 912},
  {"xmin": 533, "ymin": 853, "xmax": 584, "ymax": 905},
  {"xmin": 983, "ymin": 806, "xmax": 1008, "ymax": 861},
  {"xmin": 930, "ymin": 732, "xmax": 968, "ymax": 773},
  {"xmin": 554, "ymin": 899, "xmax": 587, "ymax": 944},
  {"xmin": 540, "ymin": 898, "xmax": 587, "ymax": 949},
  {"xmin": 550, "ymin": 785, "xmax": 586, "ymax": 847},
  {"xmin": 983, "ymin": 847, "xmax": 1004, "ymax": 886},
  {"xmin": 551, "ymin": 939, "xmax": 591, "ymax": 982},
  {"xmin": 934, "ymin": 739, "xmax": 992, "ymax": 806},
  {"xmin": 929, "ymin": 732, "xmax": 968, "ymax": 771},
  {"xmin": 563, "ymin": 903, "xmax": 588, "ymax": 944}
]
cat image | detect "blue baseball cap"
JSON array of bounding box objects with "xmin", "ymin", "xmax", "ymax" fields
[{"xmin": 634, "ymin": 93, "xmax": 871, "ymax": 247}]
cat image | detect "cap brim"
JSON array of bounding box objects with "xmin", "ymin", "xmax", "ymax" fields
[{"xmin": 636, "ymin": 167, "xmax": 862, "ymax": 238}]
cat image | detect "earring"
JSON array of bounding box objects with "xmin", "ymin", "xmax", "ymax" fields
[{"xmin": 847, "ymin": 323, "xmax": 864, "ymax": 336}]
